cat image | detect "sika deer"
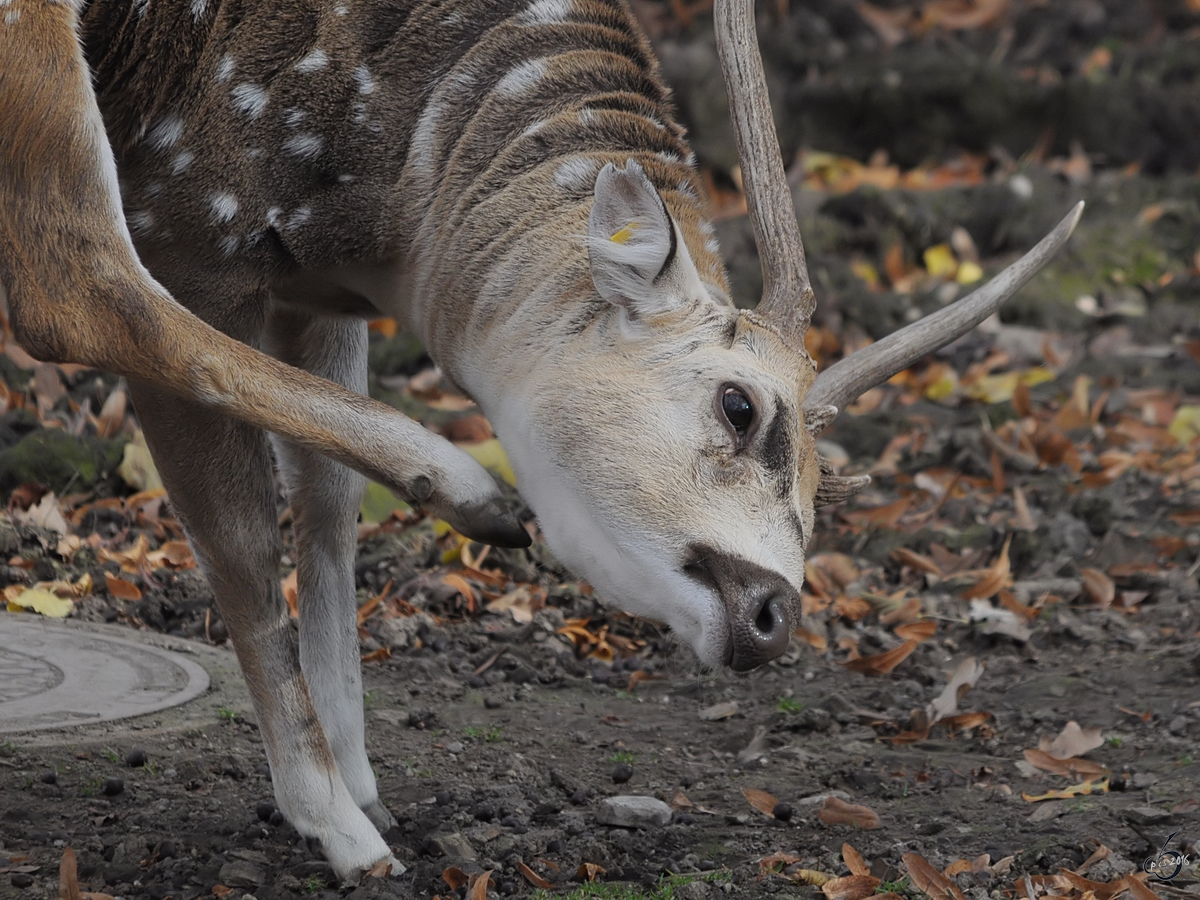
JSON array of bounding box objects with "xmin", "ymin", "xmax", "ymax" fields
[{"xmin": 0, "ymin": 0, "xmax": 1081, "ymax": 879}]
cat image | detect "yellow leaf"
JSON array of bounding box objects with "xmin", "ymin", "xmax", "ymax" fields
[
  {"xmin": 8, "ymin": 587, "xmax": 74, "ymax": 618},
  {"xmin": 360, "ymin": 482, "xmax": 412, "ymax": 525},
  {"xmin": 609, "ymin": 222, "xmax": 639, "ymax": 244},
  {"xmin": 923, "ymin": 243, "xmax": 958, "ymax": 279},
  {"xmin": 955, "ymin": 261, "xmax": 983, "ymax": 284},
  {"xmin": 460, "ymin": 438, "xmax": 517, "ymax": 487},
  {"xmin": 1168, "ymin": 405, "xmax": 1200, "ymax": 445},
  {"xmin": 851, "ymin": 259, "xmax": 880, "ymax": 290},
  {"xmin": 965, "ymin": 367, "xmax": 1055, "ymax": 404},
  {"xmin": 118, "ymin": 430, "xmax": 163, "ymax": 491},
  {"xmin": 922, "ymin": 366, "xmax": 959, "ymax": 401},
  {"xmin": 1022, "ymin": 778, "xmax": 1109, "ymax": 802}
]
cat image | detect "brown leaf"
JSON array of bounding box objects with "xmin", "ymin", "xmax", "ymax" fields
[
  {"xmin": 793, "ymin": 626, "xmax": 828, "ymax": 651},
  {"xmin": 841, "ymin": 640, "xmax": 917, "ymax": 676},
  {"xmin": 817, "ymin": 797, "xmax": 881, "ymax": 830},
  {"xmin": 891, "ymin": 548, "xmax": 942, "ymax": 576},
  {"xmin": 470, "ymin": 869, "xmax": 493, "ymax": 900},
  {"xmin": 842, "ymin": 843, "xmax": 870, "ymax": 877},
  {"xmin": 1124, "ymin": 875, "xmax": 1165, "ymax": 900},
  {"xmin": 577, "ymin": 862, "xmax": 605, "ymax": 883},
  {"xmin": 1081, "ymin": 568, "xmax": 1115, "ymax": 608},
  {"xmin": 742, "ymin": 787, "xmax": 780, "ymax": 818},
  {"xmin": 822, "ymin": 874, "xmax": 882, "ymax": 900},
  {"xmin": 903, "ymin": 852, "xmax": 966, "ymax": 900},
  {"xmin": 360, "ymin": 647, "xmax": 391, "ymax": 663},
  {"xmin": 365, "ymin": 858, "xmax": 393, "ymax": 878},
  {"xmin": 281, "ymin": 569, "xmax": 299, "ymax": 618},
  {"xmin": 843, "ymin": 496, "xmax": 912, "ymax": 529},
  {"xmin": 894, "ymin": 620, "xmax": 937, "ymax": 642},
  {"xmin": 33, "ymin": 362, "xmax": 66, "ymax": 419},
  {"xmin": 95, "ymin": 389, "xmax": 127, "ymax": 439},
  {"xmin": 1021, "ymin": 749, "xmax": 1107, "ymax": 778},
  {"xmin": 962, "ymin": 535, "xmax": 1012, "ymax": 600},
  {"xmin": 104, "ymin": 573, "xmax": 142, "ymax": 601},
  {"xmin": 441, "ymin": 414, "xmax": 493, "ymax": 444},
  {"xmin": 60, "ymin": 847, "xmax": 82, "ymax": 900},
  {"xmin": 944, "ymin": 860, "xmax": 973, "ymax": 877},
  {"xmin": 1038, "ymin": 721, "xmax": 1104, "ymax": 759},
  {"xmin": 211, "ymin": 888, "xmax": 235, "ymax": 900},
  {"xmin": 441, "ymin": 573, "xmax": 477, "ymax": 614},
  {"xmin": 517, "ymin": 861, "xmax": 552, "ymax": 889},
  {"xmin": 442, "ymin": 866, "xmax": 469, "ymax": 890}
]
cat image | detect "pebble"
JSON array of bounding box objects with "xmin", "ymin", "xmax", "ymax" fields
[
  {"xmin": 772, "ymin": 802, "xmax": 793, "ymax": 822},
  {"xmin": 102, "ymin": 777, "xmax": 124, "ymax": 796},
  {"xmin": 484, "ymin": 697, "xmax": 504, "ymax": 709},
  {"xmin": 570, "ymin": 788, "xmax": 587, "ymax": 805},
  {"xmin": 446, "ymin": 741, "xmax": 465, "ymax": 754},
  {"xmin": 474, "ymin": 802, "xmax": 495, "ymax": 822},
  {"xmin": 40, "ymin": 771, "xmax": 57, "ymax": 785},
  {"xmin": 125, "ymin": 748, "xmax": 148, "ymax": 767},
  {"xmin": 256, "ymin": 801, "xmax": 276, "ymax": 823},
  {"xmin": 596, "ymin": 795, "xmax": 673, "ymax": 828},
  {"xmin": 611, "ymin": 763, "xmax": 633, "ymax": 784},
  {"xmin": 218, "ymin": 859, "xmax": 266, "ymax": 888}
]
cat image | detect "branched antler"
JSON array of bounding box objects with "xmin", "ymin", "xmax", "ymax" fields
[
  {"xmin": 714, "ymin": 0, "xmax": 813, "ymax": 346},
  {"xmin": 713, "ymin": 0, "xmax": 1083, "ymax": 426}
]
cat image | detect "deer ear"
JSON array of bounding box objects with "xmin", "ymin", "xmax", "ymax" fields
[{"xmin": 587, "ymin": 160, "xmax": 682, "ymax": 317}]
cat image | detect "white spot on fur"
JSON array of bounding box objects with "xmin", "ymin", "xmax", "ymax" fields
[
  {"xmin": 409, "ymin": 69, "xmax": 475, "ymax": 171},
  {"xmin": 4, "ymin": 8, "xmax": 19, "ymax": 24},
  {"xmin": 676, "ymin": 179, "xmax": 699, "ymax": 202},
  {"xmin": 146, "ymin": 116, "xmax": 183, "ymax": 152},
  {"xmin": 496, "ymin": 58, "xmax": 546, "ymax": 95},
  {"xmin": 144, "ymin": 182, "xmax": 162, "ymax": 198},
  {"xmin": 336, "ymin": 173, "xmax": 356, "ymax": 184},
  {"xmin": 246, "ymin": 147, "xmax": 264, "ymax": 159},
  {"xmin": 209, "ymin": 192, "xmax": 239, "ymax": 224},
  {"xmin": 219, "ymin": 235, "xmax": 240, "ymax": 256},
  {"xmin": 134, "ymin": 0, "xmax": 149, "ymax": 18},
  {"xmin": 282, "ymin": 133, "xmax": 324, "ymax": 160},
  {"xmin": 685, "ymin": 152, "xmax": 697, "ymax": 168},
  {"xmin": 266, "ymin": 207, "xmax": 283, "ymax": 228},
  {"xmin": 286, "ymin": 207, "xmax": 312, "ymax": 231},
  {"xmin": 128, "ymin": 210, "xmax": 155, "ymax": 234},
  {"xmin": 699, "ymin": 219, "xmax": 715, "ymax": 236},
  {"xmin": 443, "ymin": 11, "xmax": 462, "ymax": 25},
  {"xmin": 554, "ymin": 157, "xmax": 597, "ymax": 190},
  {"xmin": 231, "ymin": 83, "xmax": 269, "ymax": 119},
  {"xmin": 190, "ymin": 0, "xmax": 207, "ymax": 20},
  {"xmin": 215, "ymin": 55, "xmax": 235, "ymax": 84},
  {"xmin": 294, "ymin": 48, "xmax": 328, "ymax": 73},
  {"xmin": 520, "ymin": 119, "xmax": 549, "ymax": 140},
  {"xmin": 170, "ymin": 150, "xmax": 194, "ymax": 175},
  {"xmin": 351, "ymin": 103, "xmax": 368, "ymax": 126},
  {"xmin": 705, "ymin": 237, "xmax": 721, "ymax": 255},
  {"xmin": 517, "ymin": 0, "xmax": 572, "ymax": 25},
  {"xmin": 658, "ymin": 151, "xmax": 682, "ymax": 164},
  {"xmin": 283, "ymin": 107, "xmax": 307, "ymax": 127},
  {"xmin": 578, "ymin": 108, "xmax": 596, "ymax": 126},
  {"xmin": 334, "ymin": 3, "xmax": 348, "ymax": 14},
  {"xmin": 354, "ymin": 65, "xmax": 376, "ymax": 95}
]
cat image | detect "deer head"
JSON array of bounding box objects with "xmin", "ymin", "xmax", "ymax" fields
[{"xmin": 475, "ymin": 0, "xmax": 1081, "ymax": 672}]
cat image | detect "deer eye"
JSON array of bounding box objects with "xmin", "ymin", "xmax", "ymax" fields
[{"xmin": 721, "ymin": 387, "xmax": 754, "ymax": 435}]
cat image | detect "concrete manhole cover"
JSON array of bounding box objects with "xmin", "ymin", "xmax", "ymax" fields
[{"xmin": 0, "ymin": 615, "xmax": 210, "ymax": 733}]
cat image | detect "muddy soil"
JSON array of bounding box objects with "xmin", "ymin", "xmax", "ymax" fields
[{"xmin": 3, "ymin": 2, "xmax": 1200, "ymax": 900}]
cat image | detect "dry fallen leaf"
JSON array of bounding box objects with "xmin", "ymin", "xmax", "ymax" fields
[
  {"xmin": 962, "ymin": 535, "xmax": 1012, "ymax": 600},
  {"xmin": 903, "ymin": 851, "xmax": 967, "ymax": 900},
  {"xmin": 517, "ymin": 860, "xmax": 553, "ymax": 889},
  {"xmin": 841, "ymin": 640, "xmax": 917, "ymax": 676},
  {"xmin": 843, "ymin": 843, "xmax": 870, "ymax": 876},
  {"xmin": 105, "ymin": 573, "xmax": 142, "ymax": 601},
  {"xmin": 1021, "ymin": 749, "xmax": 1108, "ymax": 778},
  {"xmin": 1038, "ymin": 721, "xmax": 1104, "ymax": 759},
  {"xmin": 1081, "ymin": 568, "xmax": 1116, "ymax": 608},
  {"xmin": 817, "ymin": 797, "xmax": 881, "ymax": 830},
  {"xmin": 577, "ymin": 862, "xmax": 605, "ymax": 883},
  {"xmin": 1022, "ymin": 778, "xmax": 1109, "ymax": 802},
  {"xmin": 823, "ymin": 874, "xmax": 882, "ymax": 900},
  {"xmin": 742, "ymin": 787, "xmax": 781, "ymax": 818},
  {"xmin": 470, "ymin": 869, "xmax": 492, "ymax": 900}
]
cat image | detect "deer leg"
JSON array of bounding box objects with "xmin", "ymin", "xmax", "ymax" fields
[
  {"xmin": 263, "ymin": 308, "xmax": 394, "ymax": 830},
  {"xmin": 128, "ymin": 380, "xmax": 399, "ymax": 880}
]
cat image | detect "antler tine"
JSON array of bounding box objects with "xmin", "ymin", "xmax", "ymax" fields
[
  {"xmin": 806, "ymin": 202, "xmax": 1085, "ymax": 415},
  {"xmin": 714, "ymin": 0, "xmax": 814, "ymax": 345}
]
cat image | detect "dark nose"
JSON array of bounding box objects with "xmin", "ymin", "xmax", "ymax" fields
[{"xmin": 683, "ymin": 544, "xmax": 798, "ymax": 672}]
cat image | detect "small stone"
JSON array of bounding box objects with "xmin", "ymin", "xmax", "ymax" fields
[
  {"xmin": 772, "ymin": 802, "xmax": 793, "ymax": 822},
  {"xmin": 446, "ymin": 741, "xmax": 465, "ymax": 754},
  {"xmin": 596, "ymin": 796, "xmax": 673, "ymax": 829},
  {"xmin": 430, "ymin": 832, "xmax": 476, "ymax": 861},
  {"xmin": 435, "ymin": 790, "xmax": 454, "ymax": 806},
  {"xmin": 570, "ymin": 788, "xmax": 587, "ymax": 805},
  {"xmin": 125, "ymin": 748, "xmax": 148, "ymax": 768},
  {"xmin": 1122, "ymin": 806, "xmax": 1171, "ymax": 826},
  {"xmin": 102, "ymin": 777, "xmax": 124, "ymax": 796},
  {"xmin": 218, "ymin": 859, "xmax": 265, "ymax": 888},
  {"xmin": 407, "ymin": 707, "xmax": 437, "ymax": 729},
  {"xmin": 255, "ymin": 801, "xmax": 276, "ymax": 822},
  {"xmin": 611, "ymin": 763, "xmax": 633, "ymax": 784},
  {"xmin": 547, "ymin": 839, "xmax": 564, "ymax": 853},
  {"xmin": 484, "ymin": 697, "xmax": 504, "ymax": 710},
  {"xmin": 474, "ymin": 802, "xmax": 495, "ymax": 822},
  {"xmin": 40, "ymin": 771, "xmax": 57, "ymax": 785},
  {"xmin": 11, "ymin": 874, "xmax": 34, "ymax": 889}
]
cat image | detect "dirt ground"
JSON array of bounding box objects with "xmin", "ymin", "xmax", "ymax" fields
[{"xmin": 3, "ymin": 1, "xmax": 1200, "ymax": 899}]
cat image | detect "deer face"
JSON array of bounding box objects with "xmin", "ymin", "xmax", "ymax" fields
[{"xmin": 489, "ymin": 161, "xmax": 830, "ymax": 670}]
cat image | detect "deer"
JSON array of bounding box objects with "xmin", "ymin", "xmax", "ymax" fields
[{"xmin": 0, "ymin": 0, "xmax": 1082, "ymax": 881}]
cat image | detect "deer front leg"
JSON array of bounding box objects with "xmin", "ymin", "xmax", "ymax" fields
[
  {"xmin": 129, "ymin": 379, "xmax": 400, "ymax": 880},
  {"xmin": 265, "ymin": 309, "xmax": 394, "ymax": 830}
]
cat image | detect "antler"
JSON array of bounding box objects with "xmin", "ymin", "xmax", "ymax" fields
[
  {"xmin": 714, "ymin": 0, "xmax": 814, "ymax": 347},
  {"xmin": 806, "ymin": 202, "xmax": 1084, "ymax": 414}
]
